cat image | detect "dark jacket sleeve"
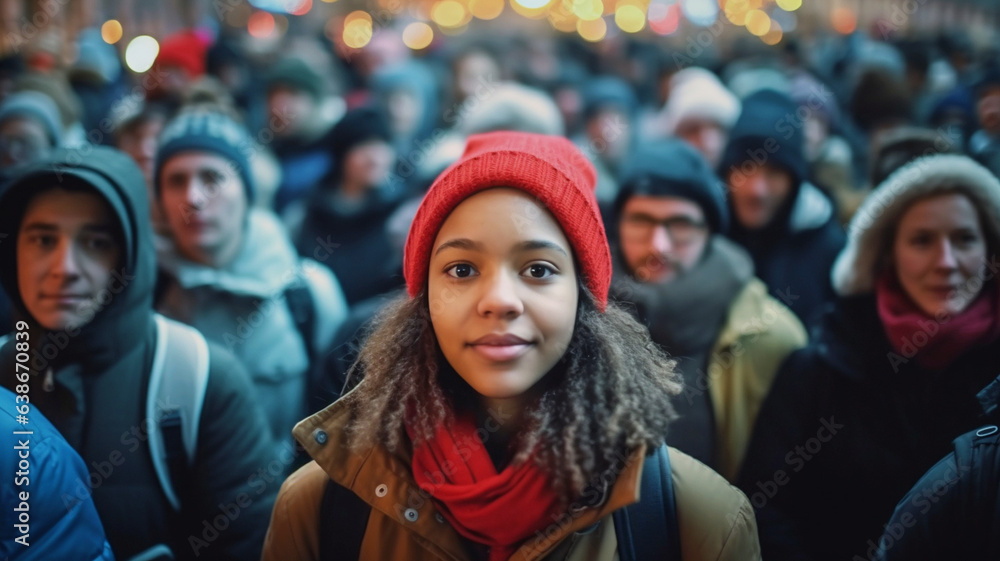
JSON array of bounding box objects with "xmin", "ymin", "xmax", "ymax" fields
[
  {"xmin": 873, "ymin": 451, "xmax": 961, "ymax": 561},
  {"xmin": 179, "ymin": 344, "xmax": 280, "ymax": 561},
  {"xmin": 736, "ymin": 347, "xmax": 837, "ymax": 561}
]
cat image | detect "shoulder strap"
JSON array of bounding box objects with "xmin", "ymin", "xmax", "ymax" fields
[
  {"xmin": 954, "ymin": 425, "xmax": 1000, "ymax": 525},
  {"xmin": 613, "ymin": 445, "xmax": 682, "ymax": 561},
  {"xmin": 147, "ymin": 314, "xmax": 211, "ymax": 511},
  {"xmin": 285, "ymin": 279, "xmax": 317, "ymax": 361},
  {"xmin": 318, "ymin": 479, "xmax": 372, "ymax": 561}
]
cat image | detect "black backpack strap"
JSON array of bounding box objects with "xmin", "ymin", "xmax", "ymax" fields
[
  {"xmin": 284, "ymin": 281, "xmax": 317, "ymax": 363},
  {"xmin": 954, "ymin": 425, "xmax": 1000, "ymax": 532},
  {"xmin": 160, "ymin": 410, "xmax": 189, "ymax": 505},
  {"xmin": 318, "ymin": 479, "xmax": 372, "ymax": 561},
  {"xmin": 612, "ymin": 445, "xmax": 682, "ymax": 561}
]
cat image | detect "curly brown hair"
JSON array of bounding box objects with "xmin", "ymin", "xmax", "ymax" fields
[{"xmin": 343, "ymin": 285, "xmax": 681, "ymax": 503}]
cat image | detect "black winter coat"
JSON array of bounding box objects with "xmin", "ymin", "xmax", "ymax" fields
[
  {"xmin": 737, "ymin": 294, "xmax": 1000, "ymax": 561},
  {"xmin": 726, "ymin": 183, "xmax": 845, "ymax": 331},
  {"xmin": 874, "ymin": 374, "xmax": 1000, "ymax": 561}
]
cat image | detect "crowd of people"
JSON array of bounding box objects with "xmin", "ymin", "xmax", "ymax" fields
[{"xmin": 1, "ymin": 13, "xmax": 1000, "ymax": 561}]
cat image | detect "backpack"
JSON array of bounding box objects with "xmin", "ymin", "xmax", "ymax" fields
[
  {"xmin": 1, "ymin": 315, "xmax": 211, "ymax": 512},
  {"xmin": 148, "ymin": 276, "xmax": 322, "ymax": 510},
  {"xmin": 317, "ymin": 444, "xmax": 682, "ymax": 561}
]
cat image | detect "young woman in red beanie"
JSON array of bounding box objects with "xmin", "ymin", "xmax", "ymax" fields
[{"xmin": 262, "ymin": 131, "xmax": 759, "ymax": 561}]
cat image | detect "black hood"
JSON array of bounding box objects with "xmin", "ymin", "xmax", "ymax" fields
[{"xmin": 0, "ymin": 146, "xmax": 155, "ymax": 370}]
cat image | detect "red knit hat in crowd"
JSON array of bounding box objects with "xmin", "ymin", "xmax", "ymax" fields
[{"xmin": 403, "ymin": 131, "xmax": 612, "ymax": 311}]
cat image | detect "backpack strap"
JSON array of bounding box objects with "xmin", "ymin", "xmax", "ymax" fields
[
  {"xmin": 147, "ymin": 314, "xmax": 211, "ymax": 511},
  {"xmin": 613, "ymin": 445, "xmax": 682, "ymax": 561},
  {"xmin": 954, "ymin": 424, "xmax": 1000, "ymax": 525},
  {"xmin": 285, "ymin": 279, "xmax": 328, "ymax": 411},
  {"xmin": 318, "ymin": 480, "xmax": 372, "ymax": 561},
  {"xmin": 284, "ymin": 280, "xmax": 317, "ymax": 364}
]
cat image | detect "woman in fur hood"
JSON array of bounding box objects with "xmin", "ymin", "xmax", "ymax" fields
[{"xmin": 737, "ymin": 153, "xmax": 1000, "ymax": 561}]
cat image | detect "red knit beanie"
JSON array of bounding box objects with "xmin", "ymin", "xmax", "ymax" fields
[
  {"xmin": 403, "ymin": 131, "xmax": 612, "ymax": 311},
  {"xmin": 154, "ymin": 30, "xmax": 209, "ymax": 79}
]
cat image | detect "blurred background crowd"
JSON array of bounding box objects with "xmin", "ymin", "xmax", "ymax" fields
[{"xmin": 2, "ymin": 0, "xmax": 1000, "ymax": 559}]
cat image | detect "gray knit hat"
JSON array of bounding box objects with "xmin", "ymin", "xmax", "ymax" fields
[
  {"xmin": 832, "ymin": 154, "xmax": 1000, "ymax": 296},
  {"xmin": 0, "ymin": 91, "xmax": 62, "ymax": 146},
  {"xmin": 154, "ymin": 108, "xmax": 255, "ymax": 203}
]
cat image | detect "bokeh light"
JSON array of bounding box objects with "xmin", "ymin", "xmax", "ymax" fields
[
  {"xmin": 724, "ymin": 0, "xmax": 761, "ymax": 25},
  {"xmin": 124, "ymin": 35, "xmax": 159, "ymax": 73},
  {"xmin": 247, "ymin": 10, "xmax": 275, "ymax": 38},
  {"xmin": 403, "ymin": 22, "xmax": 435, "ymax": 49},
  {"xmin": 470, "ymin": 0, "xmax": 505, "ymax": 19},
  {"xmin": 432, "ymin": 0, "xmax": 471, "ymax": 27},
  {"xmin": 681, "ymin": 0, "xmax": 719, "ymax": 27},
  {"xmin": 745, "ymin": 8, "xmax": 771, "ymax": 35},
  {"xmin": 511, "ymin": 0, "xmax": 552, "ymax": 18},
  {"xmin": 549, "ymin": 10, "xmax": 580, "ymax": 32},
  {"xmin": 615, "ymin": 3, "xmax": 646, "ymax": 33},
  {"xmin": 101, "ymin": 20, "xmax": 123, "ymax": 44},
  {"xmin": 762, "ymin": 19, "xmax": 783, "ymax": 44},
  {"xmin": 343, "ymin": 11, "xmax": 373, "ymax": 48},
  {"xmin": 573, "ymin": 0, "xmax": 604, "ymax": 21},
  {"xmin": 649, "ymin": 0, "xmax": 680, "ymax": 34},
  {"xmin": 577, "ymin": 17, "xmax": 607, "ymax": 41},
  {"xmin": 288, "ymin": 0, "xmax": 312, "ymax": 15},
  {"xmin": 831, "ymin": 7, "xmax": 857, "ymax": 34},
  {"xmin": 776, "ymin": 0, "xmax": 801, "ymax": 11}
]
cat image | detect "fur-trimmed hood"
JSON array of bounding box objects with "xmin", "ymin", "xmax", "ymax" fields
[{"xmin": 832, "ymin": 154, "xmax": 1000, "ymax": 296}]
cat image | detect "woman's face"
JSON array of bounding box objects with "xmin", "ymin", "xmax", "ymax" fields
[
  {"xmin": 427, "ymin": 188, "xmax": 579, "ymax": 407},
  {"xmin": 894, "ymin": 193, "xmax": 988, "ymax": 317}
]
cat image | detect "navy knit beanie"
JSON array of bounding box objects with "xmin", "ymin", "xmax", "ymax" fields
[
  {"xmin": 616, "ymin": 139, "xmax": 729, "ymax": 233},
  {"xmin": 718, "ymin": 89, "xmax": 807, "ymax": 188},
  {"xmin": 154, "ymin": 109, "xmax": 255, "ymax": 203}
]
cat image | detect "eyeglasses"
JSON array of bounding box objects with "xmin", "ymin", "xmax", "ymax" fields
[{"xmin": 621, "ymin": 214, "xmax": 707, "ymax": 245}]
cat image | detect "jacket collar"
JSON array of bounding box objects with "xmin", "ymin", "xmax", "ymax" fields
[
  {"xmin": 715, "ymin": 278, "xmax": 777, "ymax": 350},
  {"xmin": 293, "ymin": 385, "xmax": 647, "ymax": 561},
  {"xmin": 158, "ymin": 209, "xmax": 300, "ymax": 298}
]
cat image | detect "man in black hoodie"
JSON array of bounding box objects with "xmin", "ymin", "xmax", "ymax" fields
[
  {"xmin": 0, "ymin": 146, "xmax": 278, "ymax": 561},
  {"xmin": 719, "ymin": 89, "xmax": 846, "ymax": 330}
]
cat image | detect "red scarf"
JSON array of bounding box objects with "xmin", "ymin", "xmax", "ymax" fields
[
  {"xmin": 876, "ymin": 272, "xmax": 1000, "ymax": 371},
  {"xmin": 408, "ymin": 411, "xmax": 562, "ymax": 561}
]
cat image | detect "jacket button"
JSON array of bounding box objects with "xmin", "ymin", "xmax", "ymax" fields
[
  {"xmin": 314, "ymin": 429, "xmax": 328, "ymax": 445},
  {"xmin": 404, "ymin": 508, "xmax": 419, "ymax": 522},
  {"xmin": 375, "ymin": 484, "xmax": 388, "ymax": 497}
]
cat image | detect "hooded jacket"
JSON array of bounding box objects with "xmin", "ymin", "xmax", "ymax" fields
[
  {"xmin": 260, "ymin": 387, "xmax": 762, "ymax": 561},
  {"xmin": 720, "ymin": 90, "xmax": 847, "ymax": 329},
  {"xmin": 157, "ymin": 208, "xmax": 348, "ymax": 456},
  {"xmin": 737, "ymin": 154, "xmax": 1000, "ymax": 561},
  {"xmin": 0, "ymin": 147, "xmax": 278, "ymax": 561}
]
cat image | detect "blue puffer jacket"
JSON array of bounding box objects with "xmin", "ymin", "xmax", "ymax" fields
[{"xmin": 0, "ymin": 386, "xmax": 114, "ymax": 561}]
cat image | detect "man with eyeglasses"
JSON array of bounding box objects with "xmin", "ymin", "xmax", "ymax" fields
[{"xmin": 610, "ymin": 139, "xmax": 807, "ymax": 483}]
